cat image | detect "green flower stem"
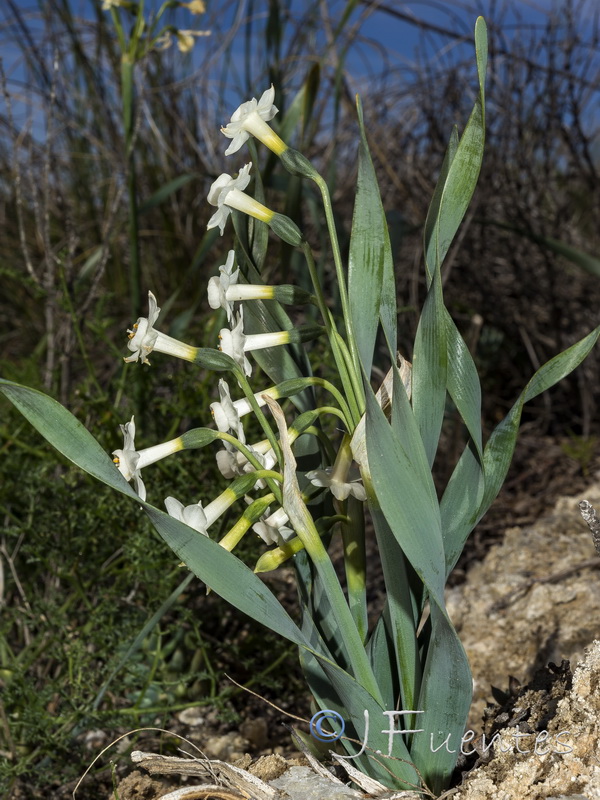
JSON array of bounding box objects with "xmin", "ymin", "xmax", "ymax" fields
[
  {"xmin": 341, "ymin": 494, "xmax": 368, "ymax": 644},
  {"xmin": 218, "ymin": 432, "xmax": 283, "ymax": 506},
  {"xmin": 312, "ymin": 172, "xmax": 364, "ymax": 413},
  {"xmin": 301, "ymin": 422, "xmax": 339, "ymax": 464},
  {"xmin": 299, "ymin": 240, "xmax": 335, "ymax": 333},
  {"xmin": 111, "ymin": 0, "xmax": 145, "ymax": 322},
  {"xmin": 298, "ymin": 243, "xmax": 362, "ymax": 424},
  {"xmin": 265, "ymin": 396, "xmax": 382, "ymax": 702},
  {"xmin": 304, "ymin": 377, "xmax": 353, "ymax": 430},
  {"xmin": 234, "ymin": 369, "xmax": 283, "ymax": 467},
  {"xmin": 218, "ymin": 494, "xmax": 275, "ymax": 552},
  {"xmin": 333, "ymin": 330, "xmax": 365, "ymax": 426}
]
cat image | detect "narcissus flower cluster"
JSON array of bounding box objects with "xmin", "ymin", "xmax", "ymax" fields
[{"xmin": 113, "ymin": 84, "xmax": 365, "ymax": 569}]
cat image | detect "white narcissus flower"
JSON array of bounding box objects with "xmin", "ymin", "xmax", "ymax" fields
[
  {"xmin": 221, "ymin": 86, "xmax": 282, "ymax": 156},
  {"xmin": 218, "ymin": 309, "xmax": 252, "ymax": 376},
  {"xmin": 112, "ymin": 417, "xmax": 185, "ymax": 502},
  {"xmin": 211, "ymin": 383, "xmax": 278, "ymax": 436},
  {"xmin": 210, "ymin": 379, "xmax": 245, "ymax": 442},
  {"xmin": 215, "ymin": 439, "xmax": 275, "ymax": 483},
  {"xmin": 165, "ymin": 496, "xmax": 209, "ymax": 535},
  {"xmin": 207, "ymin": 250, "xmax": 239, "ymax": 322},
  {"xmin": 207, "ymin": 164, "xmax": 274, "ymax": 235},
  {"xmin": 207, "ymin": 164, "xmax": 253, "ymax": 235},
  {"xmin": 154, "ymin": 32, "xmax": 172, "ymax": 50},
  {"xmin": 125, "ymin": 291, "xmax": 160, "ymax": 364},
  {"xmin": 218, "ymin": 308, "xmax": 297, "ymax": 377},
  {"xmin": 125, "ymin": 291, "xmax": 198, "ymax": 364},
  {"xmin": 112, "ymin": 416, "xmax": 145, "ymax": 500},
  {"xmin": 253, "ymin": 507, "xmax": 294, "ymax": 546},
  {"xmin": 306, "ymin": 465, "xmax": 367, "ymax": 502}
]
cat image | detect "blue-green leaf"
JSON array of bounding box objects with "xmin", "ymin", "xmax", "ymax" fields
[{"xmin": 348, "ymin": 98, "xmax": 396, "ymax": 376}]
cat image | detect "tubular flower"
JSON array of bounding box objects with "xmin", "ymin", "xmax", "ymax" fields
[
  {"xmin": 112, "ymin": 417, "xmax": 185, "ymax": 502},
  {"xmin": 112, "ymin": 417, "xmax": 145, "ymax": 500},
  {"xmin": 221, "ymin": 85, "xmax": 286, "ymax": 157},
  {"xmin": 125, "ymin": 291, "xmax": 198, "ymax": 364},
  {"xmin": 210, "ymin": 379, "xmax": 245, "ymax": 442},
  {"xmin": 207, "ymin": 250, "xmax": 239, "ymax": 322},
  {"xmin": 165, "ymin": 496, "xmax": 208, "ymax": 535},
  {"xmin": 166, "ymin": 487, "xmax": 238, "ymax": 534},
  {"xmin": 218, "ymin": 309, "xmax": 252, "ymax": 376},
  {"xmin": 253, "ymin": 507, "xmax": 294, "ymax": 546},
  {"xmin": 306, "ymin": 434, "xmax": 365, "ymax": 502},
  {"xmin": 210, "ymin": 383, "xmax": 279, "ymax": 432},
  {"xmin": 306, "ymin": 465, "xmax": 366, "ymax": 502},
  {"xmin": 218, "ymin": 308, "xmax": 305, "ymax": 377},
  {"xmin": 216, "ymin": 439, "xmax": 275, "ymax": 483},
  {"xmin": 207, "ymin": 250, "xmax": 290, "ymax": 319},
  {"xmin": 207, "ymin": 164, "xmax": 274, "ymax": 235}
]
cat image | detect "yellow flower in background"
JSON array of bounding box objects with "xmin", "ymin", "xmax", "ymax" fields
[
  {"xmin": 176, "ymin": 29, "xmax": 210, "ymax": 53},
  {"xmin": 182, "ymin": 0, "xmax": 206, "ymax": 13}
]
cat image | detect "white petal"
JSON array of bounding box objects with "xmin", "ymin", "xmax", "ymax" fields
[
  {"xmin": 165, "ymin": 496, "xmax": 185, "ymax": 519},
  {"xmin": 216, "ymin": 448, "xmax": 239, "ymax": 478},
  {"xmin": 207, "ymin": 206, "xmax": 231, "ymax": 235},
  {"xmin": 256, "ymin": 85, "xmax": 278, "ymax": 120},
  {"xmin": 182, "ymin": 503, "xmax": 208, "ymax": 535},
  {"xmin": 306, "ymin": 468, "xmax": 332, "ymax": 489},
  {"xmin": 224, "ymin": 131, "xmax": 250, "ymax": 156},
  {"xmin": 207, "ymin": 172, "xmax": 233, "ymax": 205}
]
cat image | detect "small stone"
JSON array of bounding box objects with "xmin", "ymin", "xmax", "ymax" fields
[
  {"xmin": 268, "ymin": 765, "xmax": 363, "ymax": 800},
  {"xmin": 177, "ymin": 706, "xmax": 205, "ymax": 726},
  {"xmin": 239, "ymin": 717, "xmax": 269, "ymax": 748}
]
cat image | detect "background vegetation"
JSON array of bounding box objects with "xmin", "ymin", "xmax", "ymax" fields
[{"xmin": 1, "ymin": 0, "xmax": 599, "ymax": 796}]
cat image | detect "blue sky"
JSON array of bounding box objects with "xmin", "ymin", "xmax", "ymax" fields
[{"xmin": 1, "ymin": 0, "xmax": 598, "ymax": 137}]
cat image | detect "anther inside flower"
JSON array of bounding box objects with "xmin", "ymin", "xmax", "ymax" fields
[
  {"xmin": 124, "ymin": 290, "xmax": 198, "ymax": 364},
  {"xmin": 112, "ymin": 416, "xmax": 145, "ymax": 500},
  {"xmin": 125, "ymin": 292, "xmax": 161, "ymax": 364},
  {"xmin": 112, "ymin": 417, "xmax": 185, "ymax": 502},
  {"xmin": 221, "ymin": 85, "xmax": 285, "ymax": 156}
]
